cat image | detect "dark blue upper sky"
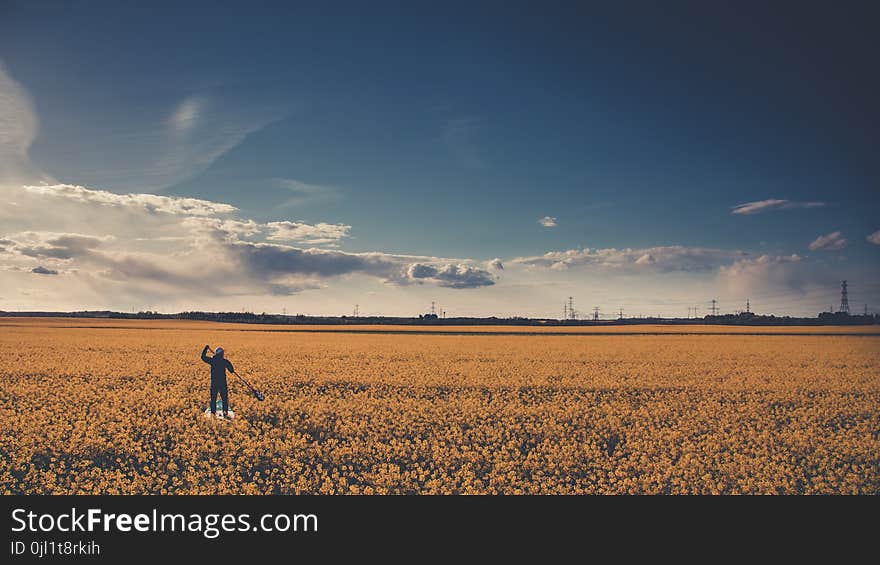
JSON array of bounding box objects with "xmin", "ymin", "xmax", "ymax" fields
[{"xmin": 1, "ymin": 1, "xmax": 878, "ymax": 315}]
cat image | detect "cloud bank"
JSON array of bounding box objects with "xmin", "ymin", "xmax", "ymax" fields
[
  {"xmin": 718, "ymin": 254, "xmax": 810, "ymax": 295},
  {"xmin": 1, "ymin": 183, "xmax": 497, "ymax": 303},
  {"xmin": 24, "ymin": 184, "xmax": 237, "ymax": 216},
  {"xmin": 512, "ymin": 246, "xmax": 740, "ymax": 273}
]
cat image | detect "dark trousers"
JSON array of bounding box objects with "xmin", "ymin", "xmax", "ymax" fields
[{"xmin": 210, "ymin": 382, "xmax": 229, "ymax": 414}]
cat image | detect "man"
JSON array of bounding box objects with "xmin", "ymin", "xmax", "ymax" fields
[{"xmin": 201, "ymin": 345, "xmax": 235, "ymax": 418}]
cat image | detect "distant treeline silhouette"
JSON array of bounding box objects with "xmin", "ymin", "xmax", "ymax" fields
[{"xmin": 0, "ymin": 309, "xmax": 876, "ymax": 326}]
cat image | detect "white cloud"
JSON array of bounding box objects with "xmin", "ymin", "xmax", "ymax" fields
[
  {"xmin": 808, "ymin": 231, "xmax": 847, "ymax": 251},
  {"xmin": 538, "ymin": 216, "xmax": 558, "ymax": 228},
  {"xmin": 513, "ymin": 245, "xmax": 738, "ymax": 273},
  {"xmin": 265, "ymin": 221, "xmax": 351, "ymax": 245},
  {"xmin": 182, "ymin": 217, "xmax": 263, "ymax": 243},
  {"xmin": 731, "ymin": 199, "xmax": 825, "ymax": 215},
  {"xmin": 488, "ymin": 258, "xmax": 504, "ymax": 270},
  {"xmin": 24, "ymin": 184, "xmax": 237, "ymax": 216},
  {"xmin": 867, "ymin": 230, "xmax": 880, "ymax": 246}
]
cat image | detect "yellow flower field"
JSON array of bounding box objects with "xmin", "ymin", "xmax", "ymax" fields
[{"xmin": 1, "ymin": 318, "xmax": 878, "ymax": 494}]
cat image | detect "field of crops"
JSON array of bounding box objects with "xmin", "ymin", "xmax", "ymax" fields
[{"xmin": 1, "ymin": 318, "xmax": 878, "ymax": 494}]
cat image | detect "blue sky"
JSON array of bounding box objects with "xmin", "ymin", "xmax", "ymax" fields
[{"xmin": 1, "ymin": 1, "xmax": 878, "ymax": 316}]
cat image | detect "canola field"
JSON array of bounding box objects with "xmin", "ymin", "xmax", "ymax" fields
[{"xmin": 1, "ymin": 318, "xmax": 878, "ymax": 494}]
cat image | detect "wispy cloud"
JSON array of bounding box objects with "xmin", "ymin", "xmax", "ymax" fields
[
  {"xmin": 808, "ymin": 231, "xmax": 847, "ymax": 251},
  {"xmin": 0, "ymin": 63, "xmax": 53, "ymax": 185},
  {"xmin": 731, "ymin": 199, "xmax": 825, "ymax": 215},
  {"xmin": 274, "ymin": 178, "xmax": 338, "ymax": 209},
  {"xmin": 167, "ymin": 96, "xmax": 203, "ymax": 135},
  {"xmin": 867, "ymin": 230, "xmax": 880, "ymax": 246},
  {"xmin": 154, "ymin": 96, "xmax": 275, "ymax": 191},
  {"xmin": 538, "ymin": 216, "xmax": 558, "ymax": 228},
  {"xmin": 0, "ymin": 65, "xmax": 288, "ymax": 222}
]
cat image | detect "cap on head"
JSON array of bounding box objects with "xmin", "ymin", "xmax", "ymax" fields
[{"xmin": 214, "ymin": 347, "xmax": 224, "ymax": 356}]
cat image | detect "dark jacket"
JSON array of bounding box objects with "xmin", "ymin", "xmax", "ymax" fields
[{"xmin": 201, "ymin": 346, "xmax": 234, "ymax": 385}]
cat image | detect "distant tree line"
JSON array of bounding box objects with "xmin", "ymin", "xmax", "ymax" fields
[{"xmin": 0, "ymin": 309, "xmax": 876, "ymax": 326}]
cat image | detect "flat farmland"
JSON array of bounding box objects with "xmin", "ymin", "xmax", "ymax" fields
[{"xmin": 1, "ymin": 318, "xmax": 877, "ymax": 494}]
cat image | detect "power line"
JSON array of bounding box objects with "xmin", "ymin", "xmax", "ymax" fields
[
  {"xmin": 546, "ymin": 279, "xmax": 876, "ymax": 319},
  {"xmin": 562, "ymin": 297, "xmax": 577, "ymax": 320}
]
